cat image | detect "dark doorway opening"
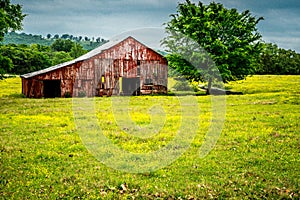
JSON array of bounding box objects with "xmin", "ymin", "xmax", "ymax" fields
[
  {"xmin": 122, "ymin": 77, "xmax": 140, "ymax": 96},
  {"xmin": 43, "ymin": 80, "xmax": 61, "ymax": 98}
]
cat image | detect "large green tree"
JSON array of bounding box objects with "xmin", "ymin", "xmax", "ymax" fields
[
  {"xmin": 0, "ymin": 0, "xmax": 25, "ymax": 42},
  {"xmin": 164, "ymin": 0, "xmax": 263, "ymax": 94},
  {"xmin": 0, "ymin": 0, "xmax": 25, "ymax": 78}
]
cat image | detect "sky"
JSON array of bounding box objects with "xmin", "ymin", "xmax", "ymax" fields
[{"xmin": 10, "ymin": 0, "xmax": 300, "ymax": 52}]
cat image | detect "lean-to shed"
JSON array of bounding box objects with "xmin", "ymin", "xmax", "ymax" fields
[{"xmin": 21, "ymin": 36, "xmax": 168, "ymax": 98}]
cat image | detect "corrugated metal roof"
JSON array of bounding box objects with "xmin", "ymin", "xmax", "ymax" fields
[{"xmin": 21, "ymin": 36, "xmax": 163, "ymax": 79}]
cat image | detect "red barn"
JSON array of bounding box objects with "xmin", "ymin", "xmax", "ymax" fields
[{"xmin": 21, "ymin": 36, "xmax": 168, "ymax": 98}]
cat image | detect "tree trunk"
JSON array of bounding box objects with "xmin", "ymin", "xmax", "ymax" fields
[{"xmin": 206, "ymin": 77, "xmax": 212, "ymax": 95}]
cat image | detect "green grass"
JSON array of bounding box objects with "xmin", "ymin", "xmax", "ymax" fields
[{"xmin": 0, "ymin": 75, "xmax": 299, "ymax": 199}]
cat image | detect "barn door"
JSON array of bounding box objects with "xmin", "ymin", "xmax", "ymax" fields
[
  {"xmin": 122, "ymin": 77, "xmax": 140, "ymax": 96},
  {"xmin": 43, "ymin": 80, "xmax": 61, "ymax": 98}
]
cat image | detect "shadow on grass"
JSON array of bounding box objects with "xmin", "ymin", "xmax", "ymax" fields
[
  {"xmin": 4, "ymin": 93, "xmax": 26, "ymax": 98},
  {"xmin": 6, "ymin": 91, "xmax": 242, "ymax": 99}
]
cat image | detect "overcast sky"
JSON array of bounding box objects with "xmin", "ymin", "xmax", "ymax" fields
[{"xmin": 10, "ymin": 0, "xmax": 300, "ymax": 52}]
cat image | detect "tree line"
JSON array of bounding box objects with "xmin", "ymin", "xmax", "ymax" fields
[
  {"xmin": 46, "ymin": 33, "xmax": 106, "ymax": 43},
  {"xmin": 256, "ymin": 43, "xmax": 300, "ymax": 75},
  {"xmin": 0, "ymin": 39, "xmax": 88, "ymax": 76},
  {"xmin": 3, "ymin": 32, "xmax": 108, "ymax": 51}
]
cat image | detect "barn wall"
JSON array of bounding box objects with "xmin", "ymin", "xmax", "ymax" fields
[
  {"xmin": 22, "ymin": 62, "xmax": 82, "ymax": 98},
  {"xmin": 22, "ymin": 37, "xmax": 168, "ymax": 98},
  {"xmin": 90, "ymin": 37, "xmax": 168, "ymax": 96},
  {"xmin": 22, "ymin": 78, "xmax": 43, "ymax": 98}
]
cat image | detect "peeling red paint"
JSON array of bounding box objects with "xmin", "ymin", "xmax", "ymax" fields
[{"xmin": 21, "ymin": 36, "xmax": 168, "ymax": 98}]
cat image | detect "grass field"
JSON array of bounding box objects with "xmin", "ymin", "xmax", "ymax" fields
[{"xmin": 0, "ymin": 75, "xmax": 299, "ymax": 199}]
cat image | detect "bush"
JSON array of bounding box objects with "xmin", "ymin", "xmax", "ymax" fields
[
  {"xmin": 173, "ymin": 81, "xmax": 193, "ymax": 91},
  {"xmin": 78, "ymin": 91, "xmax": 86, "ymax": 97},
  {"xmin": 64, "ymin": 92, "xmax": 72, "ymax": 98}
]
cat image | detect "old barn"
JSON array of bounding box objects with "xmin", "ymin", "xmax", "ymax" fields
[{"xmin": 21, "ymin": 36, "xmax": 168, "ymax": 98}]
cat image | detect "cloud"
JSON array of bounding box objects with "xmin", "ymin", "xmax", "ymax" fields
[
  {"xmin": 14, "ymin": 0, "xmax": 176, "ymax": 38},
  {"xmin": 264, "ymin": 36, "xmax": 300, "ymax": 51},
  {"xmin": 10, "ymin": 0, "xmax": 300, "ymax": 52},
  {"xmin": 190, "ymin": 0, "xmax": 300, "ymax": 52}
]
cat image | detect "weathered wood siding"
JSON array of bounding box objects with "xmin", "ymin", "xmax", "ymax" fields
[
  {"xmin": 21, "ymin": 37, "xmax": 168, "ymax": 98},
  {"xmin": 22, "ymin": 62, "xmax": 82, "ymax": 98}
]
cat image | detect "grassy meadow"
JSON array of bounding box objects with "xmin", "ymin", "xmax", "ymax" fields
[{"xmin": 0, "ymin": 75, "xmax": 299, "ymax": 199}]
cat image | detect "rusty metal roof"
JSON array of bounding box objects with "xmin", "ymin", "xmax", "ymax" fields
[{"xmin": 20, "ymin": 36, "xmax": 165, "ymax": 79}]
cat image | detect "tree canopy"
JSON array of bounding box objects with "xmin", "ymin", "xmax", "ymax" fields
[
  {"xmin": 257, "ymin": 43, "xmax": 300, "ymax": 75},
  {"xmin": 0, "ymin": 0, "xmax": 25, "ymax": 42},
  {"xmin": 0, "ymin": 42, "xmax": 88, "ymax": 76},
  {"xmin": 164, "ymin": 0, "xmax": 264, "ymax": 93},
  {"xmin": 51, "ymin": 38, "xmax": 75, "ymax": 52},
  {"xmin": 0, "ymin": 0, "xmax": 25, "ymax": 78}
]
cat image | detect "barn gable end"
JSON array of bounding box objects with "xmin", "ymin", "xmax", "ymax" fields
[{"xmin": 21, "ymin": 36, "xmax": 168, "ymax": 98}]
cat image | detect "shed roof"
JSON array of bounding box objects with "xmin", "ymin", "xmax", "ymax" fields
[{"xmin": 20, "ymin": 36, "xmax": 164, "ymax": 79}]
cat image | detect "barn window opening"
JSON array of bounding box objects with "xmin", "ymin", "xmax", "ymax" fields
[
  {"xmin": 137, "ymin": 67, "xmax": 140, "ymax": 76},
  {"xmin": 119, "ymin": 77, "xmax": 123, "ymax": 93},
  {"xmin": 101, "ymin": 76, "xmax": 105, "ymax": 89},
  {"xmin": 43, "ymin": 80, "xmax": 61, "ymax": 98},
  {"xmin": 145, "ymin": 78, "xmax": 153, "ymax": 85}
]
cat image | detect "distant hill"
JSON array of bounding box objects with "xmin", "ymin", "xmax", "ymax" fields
[{"xmin": 2, "ymin": 32, "xmax": 108, "ymax": 51}]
